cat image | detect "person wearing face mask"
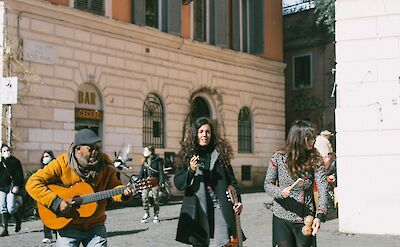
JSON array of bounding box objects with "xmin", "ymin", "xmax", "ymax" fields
[
  {"xmin": 26, "ymin": 129, "xmax": 134, "ymax": 246},
  {"xmin": 138, "ymin": 146, "xmax": 164, "ymax": 223},
  {"xmin": 0, "ymin": 144, "xmax": 24, "ymax": 237},
  {"xmin": 174, "ymin": 117, "xmax": 244, "ymax": 247},
  {"xmin": 39, "ymin": 150, "xmax": 56, "ymax": 244}
]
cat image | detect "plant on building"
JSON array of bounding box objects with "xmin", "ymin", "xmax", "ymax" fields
[
  {"xmin": 292, "ymin": 94, "xmax": 326, "ymax": 129},
  {"xmin": 314, "ymin": 0, "xmax": 335, "ymax": 34},
  {"xmin": 2, "ymin": 39, "xmax": 42, "ymax": 146}
]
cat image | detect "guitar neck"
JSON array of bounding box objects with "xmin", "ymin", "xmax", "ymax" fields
[
  {"xmin": 80, "ymin": 187, "xmax": 126, "ymax": 204},
  {"xmin": 235, "ymin": 214, "xmax": 243, "ymax": 246}
]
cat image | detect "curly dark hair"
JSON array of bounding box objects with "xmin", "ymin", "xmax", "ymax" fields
[
  {"xmin": 285, "ymin": 120, "xmax": 322, "ymax": 177},
  {"xmin": 177, "ymin": 117, "xmax": 233, "ymax": 168}
]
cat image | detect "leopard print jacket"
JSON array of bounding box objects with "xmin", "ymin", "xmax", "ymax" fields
[{"xmin": 264, "ymin": 151, "xmax": 328, "ymax": 223}]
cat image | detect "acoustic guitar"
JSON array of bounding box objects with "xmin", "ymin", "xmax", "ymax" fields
[
  {"xmin": 226, "ymin": 185, "xmax": 243, "ymax": 247},
  {"xmin": 38, "ymin": 178, "xmax": 157, "ymax": 229}
]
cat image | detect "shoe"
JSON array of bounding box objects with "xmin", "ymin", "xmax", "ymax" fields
[
  {"xmin": 13, "ymin": 213, "xmax": 21, "ymax": 232},
  {"xmin": 153, "ymin": 214, "xmax": 160, "ymax": 223},
  {"xmin": 0, "ymin": 228, "xmax": 8, "ymax": 237},
  {"xmin": 42, "ymin": 238, "xmax": 51, "ymax": 244},
  {"xmin": 141, "ymin": 212, "xmax": 150, "ymax": 223}
]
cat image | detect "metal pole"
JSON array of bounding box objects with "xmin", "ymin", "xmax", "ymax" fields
[
  {"xmin": 0, "ymin": 1, "xmax": 5, "ymax": 161},
  {"xmin": 7, "ymin": 104, "xmax": 11, "ymax": 146}
]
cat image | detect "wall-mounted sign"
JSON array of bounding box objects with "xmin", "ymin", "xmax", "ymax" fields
[
  {"xmin": 0, "ymin": 77, "xmax": 18, "ymax": 104},
  {"xmin": 75, "ymin": 83, "xmax": 101, "ymax": 110},
  {"xmin": 75, "ymin": 108, "xmax": 103, "ymax": 121},
  {"xmin": 23, "ymin": 39, "xmax": 54, "ymax": 64}
]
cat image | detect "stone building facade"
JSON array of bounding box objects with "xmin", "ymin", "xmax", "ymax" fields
[{"xmin": 2, "ymin": 0, "xmax": 285, "ymax": 188}]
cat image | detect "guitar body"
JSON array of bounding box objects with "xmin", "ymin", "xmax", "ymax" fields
[
  {"xmin": 38, "ymin": 182, "xmax": 97, "ymax": 230},
  {"xmin": 37, "ymin": 178, "xmax": 157, "ymax": 230}
]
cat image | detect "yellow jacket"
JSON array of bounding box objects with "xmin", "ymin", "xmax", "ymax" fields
[{"xmin": 26, "ymin": 152, "xmax": 125, "ymax": 230}]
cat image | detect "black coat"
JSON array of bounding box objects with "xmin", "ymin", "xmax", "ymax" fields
[
  {"xmin": 174, "ymin": 149, "xmax": 242, "ymax": 245},
  {"xmin": 139, "ymin": 155, "xmax": 164, "ymax": 185},
  {"xmin": 0, "ymin": 156, "xmax": 24, "ymax": 188}
]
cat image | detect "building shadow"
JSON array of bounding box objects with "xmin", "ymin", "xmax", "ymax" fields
[
  {"xmin": 160, "ymin": 216, "xmax": 180, "ymax": 222},
  {"xmin": 107, "ymin": 228, "xmax": 148, "ymax": 237}
]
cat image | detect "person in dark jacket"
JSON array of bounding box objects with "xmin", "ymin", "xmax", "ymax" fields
[
  {"xmin": 139, "ymin": 146, "xmax": 164, "ymax": 223},
  {"xmin": 40, "ymin": 150, "xmax": 56, "ymax": 244},
  {"xmin": 0, "ymin": 144, "xmax": 24, "ymax": 237},
  {"xmin": 174, "ymin": 117, "xmax": 243, "ymax": 247}
]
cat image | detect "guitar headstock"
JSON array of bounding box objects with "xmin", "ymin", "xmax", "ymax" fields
[
  {"xmin": 134, "ymin": 177, "xmax": 158, "ymax": 191},
  {"xmin": 226, "ymin": 185, "xmax": 239, "ymax": 205}
]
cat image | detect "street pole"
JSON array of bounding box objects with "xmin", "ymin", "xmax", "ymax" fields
[{"xmin": 0, "ymin": 1, "xmax": 4, "ymax": 161}]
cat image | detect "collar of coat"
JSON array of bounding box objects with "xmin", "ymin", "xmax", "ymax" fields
[{"xmin": 194, "ymin": 149, "xmax": 219, "ymax": 176}]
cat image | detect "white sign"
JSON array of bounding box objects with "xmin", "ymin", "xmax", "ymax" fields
[
  {"xmin": 0, "ymin": 77, "xmax": 18, "ymax": 104},
  {"xmin": 23, "ymin": 39, "xmax": 54, "ymax": 64}
]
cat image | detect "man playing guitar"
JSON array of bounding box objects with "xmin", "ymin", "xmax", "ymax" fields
[{"xmin": 26, "ymin": 129, "xmax": 134, "ymax": 246}]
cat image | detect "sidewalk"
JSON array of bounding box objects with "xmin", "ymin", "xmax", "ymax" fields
[{"xmin": 0, "ymin": 192, "xmax": 399, "ymax": 246}]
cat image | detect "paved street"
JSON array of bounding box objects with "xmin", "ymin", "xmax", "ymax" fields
[{"xmin": 1, "ymin": 192, "xmax": 400, "ymax": 247}]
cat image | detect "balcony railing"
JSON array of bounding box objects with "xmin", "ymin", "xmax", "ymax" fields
[{"xmin": 283, "ymin": 0, "xmax": 316, "ymax": 15}]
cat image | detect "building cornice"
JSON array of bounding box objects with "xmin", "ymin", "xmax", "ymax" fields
[{"xmin": 6, "ymin": 0, "xmax": 285, "ymax": 74}]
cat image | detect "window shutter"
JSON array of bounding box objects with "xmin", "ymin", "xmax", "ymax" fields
[
  {"xmin": 167, "ymin": 0, "xmax": 181, "ymax": 35},
  {"xmin": 75, "ymin": 0, "xmax": 104, "ymax": 16},
  {"xmin": 133, "ymin": 0, "xmax": 145, "ymax": 26},
  {"xmin": 214, "ymin": 0, "xmax": 227, "ymax": 48},
  {"xmin": 242, "ymin": 0, "xmax": 248, "ymax": 52},
  {"xmin": 209, "ymin": 0, "xmax": 215, "ymax": 45},
  {"xmin": 194, "ymin": 0, "xmax": 205, "ymax": 41},
  {"xmin": 162, "ymin": 0, "xmax": 168, "ymax": 32},
  {"xmin": 249, "ymin": 0, "xmax": 263, "ymax": 54},
  {"xmin": 231, "ymin": 0, "xmax": 240, "ymax": 51}
]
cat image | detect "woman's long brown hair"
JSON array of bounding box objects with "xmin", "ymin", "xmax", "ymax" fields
[
  {"xmin": 177, "ymin": 117, "xmax": 233, "ymax": 168},
  {"xmin": 285, "ymin": 120, "xmax": 322, "ymax": 177}
]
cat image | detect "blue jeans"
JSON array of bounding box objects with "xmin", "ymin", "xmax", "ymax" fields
[
  {"xmin": 0, "ymin": 186, "xmax": 18, "ymax": 214},
  {"xmin": 56, "ymin": 224, "xmax": 107, "ymax": 247}
]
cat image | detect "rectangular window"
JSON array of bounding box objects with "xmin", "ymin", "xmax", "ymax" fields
[
  {"xmin": 75, "ymin": 0, "xmax": 104, "ymax": 16},
  {"xmin": 241, "ymin": 165, "xmax": 251, "ymax": 181},
  {"xmin": 133, "ymin": 0, "xmax": 181, "ymax": 35},
  {"xmin": 293, "ymin": 54, "xmax": 312, "ymax": 89},
  {"xmin": 145, "ymin": 0, "xmax": 159, "ymax": 28}
]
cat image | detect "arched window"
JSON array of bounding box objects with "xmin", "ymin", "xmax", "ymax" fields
[
  {"xmin": 143, "ymin": 93, "xmax": 165, "ymax": 148},
  {"xmin": 238, "ymin": 107, "xmax": 252, "ymax": 153},
  {"xmin": 190, "ymin": 97, "xmax": 211, "ymax": 124}
]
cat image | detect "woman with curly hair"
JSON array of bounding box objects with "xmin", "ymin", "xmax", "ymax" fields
[
  {"xmin": 174, "ymin": 117, "xmax": 244, "ymax": 247},
  {"xmin": 264, "ymin": 120, "xmax": 328, "ymax": 247}
]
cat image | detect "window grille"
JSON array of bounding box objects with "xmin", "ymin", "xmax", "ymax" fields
[
  {"xmin": 75, "ymin": 0, "xmax": 104, "ymax": 16},
  {"xmin": 143, "ymin": 93, "xmax": 165, "ymax": 148},
  {"xmin": 238, "ymin": 107, "xmax": 252, "ymax": 153}
]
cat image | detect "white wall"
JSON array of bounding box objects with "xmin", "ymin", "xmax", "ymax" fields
[{"xmin": 336, "ymin": 0, "xmax": 400, "ymax": 235}]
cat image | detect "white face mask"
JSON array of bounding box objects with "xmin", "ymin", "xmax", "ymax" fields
[
  {"xmin": 2, "ymin": 151, "xmax": 11, "ymax": 159},
  {"xmin": 42, "ymin": 157, "xmax": 52, "ymax": 165}
]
